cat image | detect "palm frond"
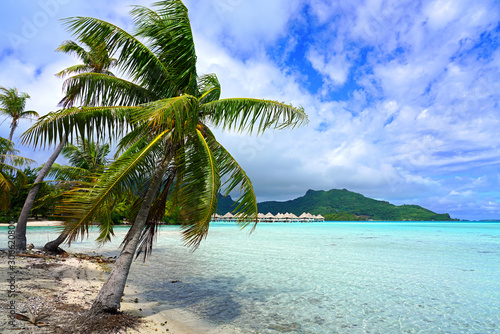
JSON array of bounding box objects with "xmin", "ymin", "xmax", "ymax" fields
[
  {"xmin": 56, "ymin": 64, "xmax": 95, "ymax": 78},
  {"xmin": 60, "ymin": 139, "xmax": 110, "ymax": 173},
  {"xmin": 0, "ymin": 167, "xmax": 27, "ymax": 210},
  {"xmin": 175, "ymin": 129, "xmax": 220, "ymax": 249},
  {"xmin": 202, "ymin": 98, "xmax": 308, "ymax": 134},
  {"xmin": 47, "ymin": 163, "xmax": 93, "ymax": 182},
  {"xmin": 59, "ymin": 73, "xmax": 153, "ymax": 108},
  {"xmin": 62, "ymin": 16, "xmax": 171, "ymax": 98},
  {"xmin": 0, "ymin": 171, "xmax": 16, "ymax": 210},
  {"xmin": 131, "ymin": 0, "xmax": 197, "ymax": 95},
  {"xmin": 114, "ymin": 122, "xmax": 151, "ymax": 156},
  {"xmin": 0, "ymin": 87, "xmax": 30, "ymax": 117},
  {"xmin": 0, "ymin": 154, "xmax": 35, "ymax": 167},
  {"xmin": 59, "ymin": 129, "xmax": 172, "ymax": 244},
  {"xmin": 197, "ymin": 74, "xmax": 221, "ymax": 104},
  {"xmin": 19, "ymin": 110, "xmax": 39, "ymax": 119},
  {"xmin": 203, "ymin": 126, "xmax": 258, "ymax": 229},
  {"xmin": 56, "ymin": 40, "xmax": 92, "ymax": 64},
  {"xmin": 130, "ymin": 95, "xmax": 199, "ymax": 140},
  {"xmin": 21, "ymin": 106, "xmax": 135, "ymax": 148}
]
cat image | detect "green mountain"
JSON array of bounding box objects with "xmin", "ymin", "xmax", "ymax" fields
[{"xmin": 217, "ymin": 189, "xmax": 455, "ymax": 221}]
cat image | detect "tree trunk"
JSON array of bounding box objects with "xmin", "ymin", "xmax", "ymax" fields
[
  {"xmin": 89, "ymin": 157, "xmax": 171, "ymax": 315},
  {"xmin": 43, "ymin": 232, "xmax": 67, "ymax": 254},
  {"xmin": 8, "ymin": 122, "xmax": 16, "ymax": 142},
  {"xmin": 15, "ymin": 139, "xmax": 66, "ymax": 252}
]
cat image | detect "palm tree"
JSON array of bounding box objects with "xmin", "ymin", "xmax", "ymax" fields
[
  {"xmin": 22, "ymin": 0, "xmax": 307, "ymax": 317},
  {"xmin": 0, "ymin": 137, "xmax": 34, "ymax": 211},
  {"xmin": 43, "ymin": 139, "xmax": 110, "ymax": 253},
  {"xmin": 56, "ymin": 38, "xmax": 117, "ymax": 108},
  {"xmin": 15, "ymin": 36, "xmax": 117, "ymax": 252},
  {"xmin": 0, "ymin": 87, "xmax": 38, "ymax": 142},
  {"xmin": 49, "ymin": 139, "xmax": 110, "ymax": 181}
]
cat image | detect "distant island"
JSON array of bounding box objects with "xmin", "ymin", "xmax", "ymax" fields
[{"xmin": 217, "ymin": 188, "xmax": 457, "ymax": 221}]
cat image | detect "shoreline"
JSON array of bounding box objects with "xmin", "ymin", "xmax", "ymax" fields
[
  {"xmin": 0, "ymin": 219, "xmax": 65, "ymax": 227},
  {"xmin": 0, "ymin": 249, "xmax": 211, "ymax": 334}
]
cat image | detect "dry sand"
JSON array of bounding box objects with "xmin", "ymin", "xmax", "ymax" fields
[
  {"xmin": 0, "ymin": 250, "xmax": 207, "ymax": 334},
  {"xmin": 0, "ymin": 219, "xmax": 65, "ymax": 227}
]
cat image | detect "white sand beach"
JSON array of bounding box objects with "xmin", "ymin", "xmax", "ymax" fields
[
  {"xmin": 0, "ymin": 250, "xmax": 209, "ymax": 333},
  {"xmin": 0, "ymin": 219, "xmax": 65, "ymax": 227}
]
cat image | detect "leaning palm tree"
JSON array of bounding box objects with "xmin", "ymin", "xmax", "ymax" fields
[
  {"xmin": 22, "ymin": 0, "xmax": 307, "ymax": 318},
  {"xmin": 0, "ymin": 87, "xmax": 38, "ymax": 142},
  {"xmin": 15, "ymin": 38, "xmax": 117, "ymax": 252}
]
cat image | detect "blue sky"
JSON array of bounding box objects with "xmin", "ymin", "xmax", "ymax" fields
[{"xmin": 0, "ymin": 0, "xmax": 499, "ymax": 220}]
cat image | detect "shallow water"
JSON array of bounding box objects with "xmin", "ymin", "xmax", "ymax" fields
[{"xmin": 3, "ymin": 222, "xmax": 500, "ymax": 333}]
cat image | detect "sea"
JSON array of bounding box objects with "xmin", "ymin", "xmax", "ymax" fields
[{"xmin": 2, "ymin": 222, "xmax": 500, "ymax": 333}]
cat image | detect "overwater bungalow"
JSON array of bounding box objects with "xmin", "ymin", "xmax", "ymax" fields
[{"xmin": 212, "ymin": 212, "xmax": 324, "ymax": 223}]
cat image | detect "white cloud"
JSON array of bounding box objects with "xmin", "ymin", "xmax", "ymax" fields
[
  {"xmin": 1, "ymin": 0, "xmax": 499, "ymax": 219},
  {"xmin": 307, "ymin": 49, "xmax": 351, "ymax": 87},
  {"xmin": 187, "ymin": 0, "xmax": 302, "ymax": 55}
]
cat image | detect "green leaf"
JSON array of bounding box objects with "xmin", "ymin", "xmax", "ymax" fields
[{"xmin": 202, "ymin": 98, "xmax": 308, "ymax": 134}]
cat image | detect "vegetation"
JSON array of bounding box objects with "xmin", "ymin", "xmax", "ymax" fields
[
  {"xmin": 0, "ymin": 167, "xmax": 60, "ymax": 223},
  {"xmin": 0, "ymin": 137, "xmax": 35, "ymax": 216},
  {"xmin": 55, "ymin": 37, "xmax": 118, "ymax": 108},
  {"xmin": 49, "ymin": 139, "xmax": 110, "ymax": 182},
  {"xmin": 0, "ymin": 87, "xmax": 38, "ymax": 142},
  {"xmin": 15, "ymin": 27, "xmax": 119, "ymax": 252},
  {"xmin": 218, "ymin": 188, "xmax": 456, "ymax": 221},
  {"xmin": 22, "ymin": 0, "xmax": 306, "ymax": 316},
  {"xmin": 323, "ymin": 212, "xmax": 367, "ymax": 221},
  {"xmin": 43, "ymin": 139, "xmax": 114, "ymax": 253}
]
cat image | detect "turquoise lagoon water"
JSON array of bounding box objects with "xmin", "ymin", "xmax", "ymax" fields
[{"xmin": 2, "ymin": 222, "xmax": 500, "ymax": 333}]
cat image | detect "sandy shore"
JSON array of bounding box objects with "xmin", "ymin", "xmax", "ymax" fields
[
  {"xmin": 0, "ymin": 219, "xmax": 65, "ymax": 227},
  {"xmin": 0, "ymin": 250, "xmax": 207, "ymax": 334}
]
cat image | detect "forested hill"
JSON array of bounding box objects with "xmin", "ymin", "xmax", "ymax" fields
[{"xmin": 217, "ymin": 189, "xmax": 455, "ymax": 221}]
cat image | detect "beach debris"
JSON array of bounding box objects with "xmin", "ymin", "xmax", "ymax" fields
[
  {"xmin": 71, "ymin": 252, "xmax": 116, "ymax": 264},
  {"xmin": 13, "ymin": 298, "xmax": 50, "ymax": 327},
  {"xmin": 13, "ymin": 312, "xmax": 49, "ymax": 327}
]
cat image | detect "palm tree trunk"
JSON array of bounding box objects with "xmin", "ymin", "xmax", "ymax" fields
[
  {"xmin": 89, "ymin": 157, "xmax": 170, "ymax": 315},
  {"xmin": 15, "ymin": 139, "xmax": 66, "ymax": 252},
  {"xmin": 8, "ymin": 122, "xmax": 16, "ymax": 142},
  {"xmin": 43, "ymin": 232, "xmax": 67, "ymax": 254}
]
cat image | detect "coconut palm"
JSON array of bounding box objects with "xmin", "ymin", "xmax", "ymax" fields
[
  {"xmin": 0, "ymin": 137, "xmax": 34, "ymax": 211},
  {"xmin": 56, "ymin": 38, "xmax": 118, "ymax": 108},
  {"xmin": 49, "ymin": 139, "xmax": 110, "ymax": 182},
  {"xmin": 22, "ymin": 0, "xmax": 307, "ymax": 317},
  {"xmin": 15, "ymin": 37, "xmax": 117, "ymax": 252},
  {"xmin": 0, "ymin": 87, "xmax": 38, "ymax": 142},
  {"xmin": 43, "ymin": 139, "xmax": 111, "ymax": 253}
]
